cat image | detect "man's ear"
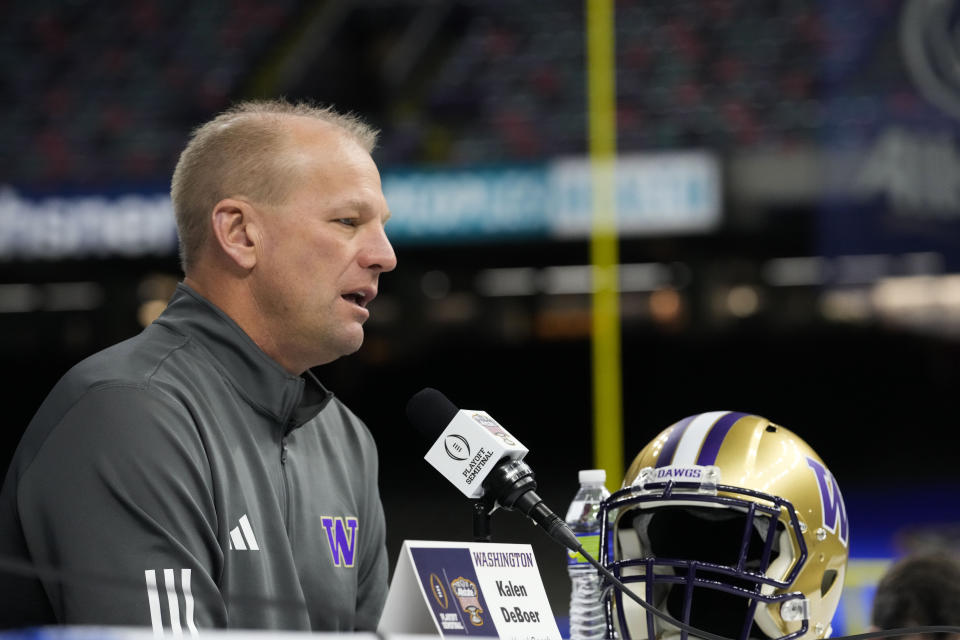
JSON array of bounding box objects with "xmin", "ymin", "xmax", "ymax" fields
[{"xmin": 211, "ymin": 198, "xmax": 259, "ymax": 270}]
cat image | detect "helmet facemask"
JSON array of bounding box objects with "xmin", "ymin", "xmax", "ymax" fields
[{"xmin": 603, "ymin": 480, "xmax": 809, "ymax": 640}]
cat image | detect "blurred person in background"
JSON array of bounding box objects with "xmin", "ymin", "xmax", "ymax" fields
[
  {"xmin": 0, "ymin": 99, "xmax": 397, "ymax": 631},
  {"xmin": 871, "ymin": 549, "xmax": 960, "ymax": 640}
]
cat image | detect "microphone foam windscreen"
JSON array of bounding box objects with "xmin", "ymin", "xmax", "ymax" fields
[{"xmin": 406, "ymin": 387, "xmax": 459, "ymax": 439}]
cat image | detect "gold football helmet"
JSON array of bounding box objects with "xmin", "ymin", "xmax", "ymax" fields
[{"xmin": 600, "ymin": 411, "xmax": 848, "ymax": 640}]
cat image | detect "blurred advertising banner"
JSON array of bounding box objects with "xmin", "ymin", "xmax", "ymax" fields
[
  {"xmin": 0, "ymin": 151, "xmax": 721, "ymax": 260},
  {"xmin": 381, "ymin": 151, "xmax": 721, "ymax": 243},
  {"xmin": 818, "ymin": 0, "xmax": 960, "ymax": 271},
  {"xmin": 0, "ymin": 187, "xmax": 177, "ymax": 260}
]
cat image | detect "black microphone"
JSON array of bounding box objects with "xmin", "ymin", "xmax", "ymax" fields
[{"xmin": 406, "ymin": 387, "xmax": 580, "ymax": 551}]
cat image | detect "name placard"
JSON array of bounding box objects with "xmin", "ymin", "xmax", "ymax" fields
[{"xmin": 378, "ymin": 540, "xmax": 561, "ymax": 639}]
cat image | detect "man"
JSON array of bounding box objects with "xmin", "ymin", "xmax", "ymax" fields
[
  {"xmin": 871, "ymin": 549, "xmax": 960, "ymax": 640},
  {"xmin": 0, "ymin": 100, "xmax": 397, "ymax": 631}
]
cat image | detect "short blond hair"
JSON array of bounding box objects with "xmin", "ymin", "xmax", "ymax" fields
[{"xmin": 170, "ymin": 99, "xmax": 379, "ymax": 273}]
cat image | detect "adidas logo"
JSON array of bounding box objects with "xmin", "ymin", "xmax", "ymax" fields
[{"xmin": 228, "ymin": 514, "xmax": 260, "ymax": 551}]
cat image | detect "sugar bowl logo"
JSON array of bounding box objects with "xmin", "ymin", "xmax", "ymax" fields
[
  {"xmin": 449, "ymin": 576, "xmax": 484, "ymax": 626},
  {"xmin": 429, "ymin": 573, "xmax": 449, "ymax": 609},
  {"xmin": 472, "ymin": 412, "xmax": 516, "ymax": 446}
]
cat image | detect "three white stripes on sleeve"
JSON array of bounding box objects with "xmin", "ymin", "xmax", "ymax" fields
[
  {"xmin": 145, "ymin": 568, "xmax": 198, "ymax": 636},
  {"xmin": 142, "ymin": 515, "xmax": 259, "ymax": 632}
]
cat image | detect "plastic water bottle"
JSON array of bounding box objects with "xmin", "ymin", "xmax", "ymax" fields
[{"xmin": 566, "ymin": 469, "xmax": 611, "ymax": 640}]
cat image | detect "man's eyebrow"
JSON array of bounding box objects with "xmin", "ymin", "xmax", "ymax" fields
[{"xmin": 332, "ymin": 198, "xmax": 366, "ymax": 212}]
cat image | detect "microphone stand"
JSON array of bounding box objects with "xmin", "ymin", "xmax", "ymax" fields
[{"xmin": 471, "ymin": 495, "xmax": 496, "ymax": 542}]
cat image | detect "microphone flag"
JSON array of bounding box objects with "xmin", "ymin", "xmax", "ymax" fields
[{"xmin": 423, "ymin": 409, "xmax": 529, "ymax": 499}]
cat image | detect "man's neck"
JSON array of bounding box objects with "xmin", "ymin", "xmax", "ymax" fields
[{"xmin": 182, "ymin": 273, "xmax": 302, "ymax": 375}]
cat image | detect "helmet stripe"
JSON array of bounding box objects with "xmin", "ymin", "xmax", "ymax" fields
[
  {"xmin": 654, "ymin": 414, "xmax": 697, "ymax": 467},
  {"xmin": 696, "ymin": 411, "xmax": 751, "ymax": 465},
  {"xmin": 673, "ymin": 411, "xmax": 729, "ymax": 465}
]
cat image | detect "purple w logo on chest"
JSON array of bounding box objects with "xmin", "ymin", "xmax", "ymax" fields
[
  {"xmin": 321, "ymin": 516, "xmax": 359, "ymax": 567},
  {"xmin": 805, "ymin": 457, "xmax": 849, "ymax": 547}
]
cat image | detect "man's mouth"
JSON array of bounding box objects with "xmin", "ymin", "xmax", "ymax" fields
[{"xmin": 342, "ymin": 291, "xmax": 369, "ymax": 308}]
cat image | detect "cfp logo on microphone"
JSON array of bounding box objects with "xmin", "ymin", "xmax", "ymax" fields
[{"xmin": 444, "ymin": 434, "xmax": 470, "ymax": 461}]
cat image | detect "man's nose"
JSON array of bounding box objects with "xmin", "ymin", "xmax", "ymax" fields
[{"xmin": 360, "ymin": 224, "xmax": 397, "ymax": 273}]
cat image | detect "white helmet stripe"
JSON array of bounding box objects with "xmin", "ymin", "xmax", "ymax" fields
[{"xmin": 671, "ymin": 411, "xmax": 729, "ymax": 466}]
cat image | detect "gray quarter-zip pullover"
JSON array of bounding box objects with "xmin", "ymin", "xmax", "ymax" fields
[{"xmin": 0, "ymin": 283, "xmax": 388, "ymax": 631}]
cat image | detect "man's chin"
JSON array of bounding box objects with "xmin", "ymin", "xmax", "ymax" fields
[
  {"xmin": 338, "ymin": 330, "xmax": 365, "ymax": 357},
  {"xmin": 310, "ymin": 330, "xmax": 364, "ymax": 367}
]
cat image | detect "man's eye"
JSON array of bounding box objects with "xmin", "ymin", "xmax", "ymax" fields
[{"xmin": 337, "ymin": 218, "xmax": 358, "ymax": 227}]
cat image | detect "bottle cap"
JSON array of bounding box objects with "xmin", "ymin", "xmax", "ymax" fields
[{"xmin": 579, "ymin": 469, "xmax": 606, "ymax": 484}]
